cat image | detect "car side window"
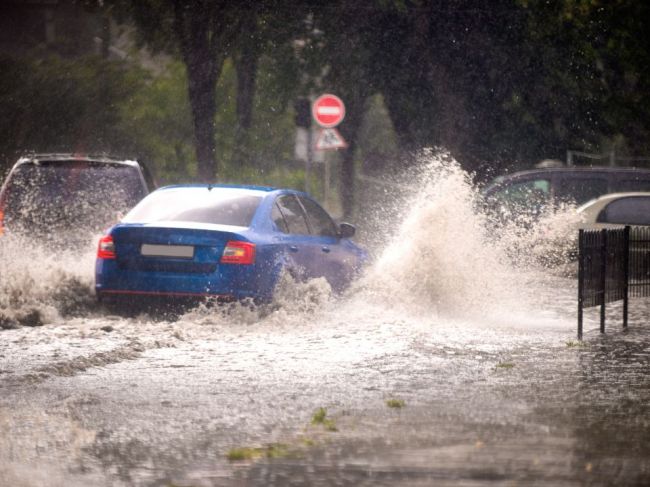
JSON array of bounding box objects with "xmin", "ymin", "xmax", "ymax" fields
[
  {"xmin": 556, "ymin": 178, "xmax": 608, "ymax": 205},
  {"xmin": 488, "ymin": 178, "xmax": 550, "ymax": 215},
  {"xmin": 616, "ymin": 178, "xmax": 650, "ymax": 192},
  {"xmin": 298, "ymin": 196, "xmax": 338, "ymax": 237},
  {"xmin": 271, "ymin": 202, "xmax": 289, "ymax": 233},
  {"xmin": 598, "ymin": 197, "xmax": 650, "ymax": 225},
  {"xmin": 276, "ymin": 195, "xmax": 310, "ymax": 235}
]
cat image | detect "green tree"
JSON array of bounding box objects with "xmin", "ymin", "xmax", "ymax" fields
[
  {"xmin": 109, "ymin": 0, "xmax": 246, "ymax": 181},
  {"xmin": 0, "ymin": 54, "xmax": 146, "ymax": 174}
]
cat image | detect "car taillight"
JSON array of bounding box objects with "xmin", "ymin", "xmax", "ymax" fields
[
  {"xmin": 97, "ymin": 235, "xmax": 116, "ymax": 259},
  {"xmin": 220, "ymin": 241, "xmax": 256, "ymax": 265}
]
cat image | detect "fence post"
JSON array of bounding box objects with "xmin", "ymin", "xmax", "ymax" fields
[
  {"xmin": 623, "ymin": 225, "xmax": 630, "ymax": 329},
  {"xmin": 600, "ymin": 229, "xmax": 607, "ymax": 334},
  {"xmin": 578, "ymin": 229, "xmax": 585, "ymax": 340}
]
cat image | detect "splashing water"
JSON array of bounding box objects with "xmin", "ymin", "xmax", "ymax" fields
[
  {"xmin": 354, "ymin": 152, "xmax": 518, "ymax": 317},
  {"xmin": 0, "ymin": 234, "xmax": 97, "ymax": 328},
  {"xmin": 178, "ymin": 272, "xmax": 334, "ymax": 328},
  {"xmin": 347, "ymin": 149, "xmax": 583, "ymax": 326}
]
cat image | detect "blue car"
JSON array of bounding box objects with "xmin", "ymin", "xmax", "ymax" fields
[{"xmin": 95, "ymin": 184, "xmax": 366, "ymax": 303}]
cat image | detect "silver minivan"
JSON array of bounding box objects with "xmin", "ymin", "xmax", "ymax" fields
[{"xmin": 0, "ymin": 153, "xmax": 153, "ymax": 243}]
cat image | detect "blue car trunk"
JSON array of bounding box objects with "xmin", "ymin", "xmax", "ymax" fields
[
  {"xmin": 96, "ymin": 224, "xmax": 271, "ymax": 300},
  {"xmin": 112, "ymin": 225, "xmax": 235, "ymax": 274}
]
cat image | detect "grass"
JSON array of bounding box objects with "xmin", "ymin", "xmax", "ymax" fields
[
  {"xmin": 311, "ymin": 407, "xmax": 338, "ymax": 431},
  {"xmin": 226, "ymin": 408, "xmax": 338, "ymax": 463},
  {"xmin": 386, "ymin": 398, "xmax": 406, "ymax": 409},
  {"xmin": 495, "ymin": 362, "xmax": 515, "ymax": 369},
  {"xmin": 301, "ymin": 437, "xmax": 316, "ymax": 447},
  {"xmin": 566, "ymin": 340, "xmax": 587, "ymax": 348},
  {"xmin": 226, "ymin": 443, "xmax": 291, "ymax": 462},
  {"xmin": 311, "ymin": 407, "xmax": 327, "ymax": 424}
]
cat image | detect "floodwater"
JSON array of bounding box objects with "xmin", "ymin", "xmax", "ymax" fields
[{"xmin": 1, "ymin": 156, "xmax": 649, "ymax": 486}]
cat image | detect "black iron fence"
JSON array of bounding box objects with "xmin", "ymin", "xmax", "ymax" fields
[
  {"xmin": 578, "ymin": 226, "xmax": 650, "ymax": 338},
  {"xmin": 628, "ymin": 227, "xmax": 650, "ymax": 297}
]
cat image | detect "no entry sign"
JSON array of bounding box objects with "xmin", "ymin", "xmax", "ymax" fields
[{"xmin": 312, "ymin": 94, "xmax": 345, "ymax": 128}]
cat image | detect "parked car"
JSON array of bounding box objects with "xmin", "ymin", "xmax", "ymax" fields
[
  {"xmin": 95, "ymin": 184, "xmax": 367, "ymax": 304},
  {"xmin": 577, "ymin": 192, "xmax": 650, "ymax": 229},
  {"xmin": 0, "ymin": 153, "xmax": 153, "ymax": 242},
  {"xmin": 483, "ymin": 166, "xmax": 650, "ymax": 218},
  {"xmin": 525, "ymin": 193, "xmax": 650, "ymax": 268},
  {"xmin": 576, "ymin": 193, "xmax": 650, "ymax": 278}
]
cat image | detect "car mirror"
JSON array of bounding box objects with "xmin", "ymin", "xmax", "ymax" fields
[{"xmin": 338, "ymin": 222, "xmax": 356, "ymax": 238}]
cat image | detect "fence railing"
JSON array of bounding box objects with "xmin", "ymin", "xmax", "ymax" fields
[{"xmin": 577, "ymin": 226, "xmax": 650, "ymax": 338}]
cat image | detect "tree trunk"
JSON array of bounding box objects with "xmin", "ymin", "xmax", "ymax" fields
[
  {"xmin": 233, "ymin": 17, "xmax": 259, "ymax": 168},
  {"xmin": 172, "ymin": 1, "xmax": 227, "ymax": 182},
  {"xmin": 339, "ymin": 140, "xmax": 357, "ymax": 220},
  {"xmin": 235, "ymin": 32, "xmax": 258, "ymax": 133},
  {"xmin": 186, "ymin": 60, "xmax": 218, "ymax": 182},
  {"xmin": 337, "ymin": 97, "xmax": 365, "ymax": 220}
]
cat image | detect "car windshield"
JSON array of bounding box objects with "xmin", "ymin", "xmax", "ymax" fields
[
  {"xmin": 123, "ymin": 188, "xmax": 262, "ymax": 227},
  {"xmin": 3, "ymin": 161, "xmax": 147, "ymax": 232}
]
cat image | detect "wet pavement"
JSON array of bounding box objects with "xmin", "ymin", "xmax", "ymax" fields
[{"xmin": 2, "ymin": 276, "xmax": 650, "ymax": 486}]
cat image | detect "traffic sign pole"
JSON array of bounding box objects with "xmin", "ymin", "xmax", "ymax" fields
[
  {"xmin": 306, "ymin": 124, "xmax": 313, "ymax": 193},
  {"xmin": 309, "ymin": 94, "xmax": 347, "ymax": 198}
]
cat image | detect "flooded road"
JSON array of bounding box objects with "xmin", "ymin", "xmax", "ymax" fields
[{"xmin": 2, "ymin": 159, "xmax": 650, "ymax": 486}]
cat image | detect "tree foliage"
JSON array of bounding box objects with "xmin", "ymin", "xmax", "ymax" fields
[
  {"xmin": 0, "ymin": 54, "xmax": 147, "ymax": 174},
  {"xmin": 3, "ymin": 0, "xmax": 650, "ymax": 215}
]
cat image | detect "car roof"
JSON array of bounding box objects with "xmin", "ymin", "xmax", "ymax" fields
[
  {"xmin": 14, "ymin": 153, "xmax": 141, "ymax": 168},
  {"xmin": 492, "ymin": 166, "xmax": 650, "ymax": 182},
  {"xmin": 156, "ymin": 183, "xmax": 278, "ymax": 194},
  {"xmin": 516, "ymin": 166, "xmax": 650, "ymax": 175},
  {"xmin": 578, "ymin": 191, "xmax": 650, "ymax": 211}
]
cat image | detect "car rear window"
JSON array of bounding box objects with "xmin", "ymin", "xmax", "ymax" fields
[
  {"xmin": 123, "ymin": 188, "xmax": 262, "ymax": 227},
  {"xmin": 597, "ymin": 196, "xmax": 650, "ymax": 225},
  {"xmin": 2, "ymin": 161, "xmax": 147, "ymax": 230}
]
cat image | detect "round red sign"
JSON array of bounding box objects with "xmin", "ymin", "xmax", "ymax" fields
[{"xmin": 312, "ymin": 94, "xmax": 345, "ymax": 128}]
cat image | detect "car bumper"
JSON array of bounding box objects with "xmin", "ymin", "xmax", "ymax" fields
[{"xmin": 95, "ymin": 258, "xmax": 275, "ymax": 301}]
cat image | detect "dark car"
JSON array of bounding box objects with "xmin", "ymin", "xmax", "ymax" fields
[
  {"xmin": 482, "ymin": 166, "xmax": 650, "ymax": 217},
  {"xmin": 95, "ymin": 184, "xmax": 367, "ymax": 303},
  {"xmin": 0, "ymin": 154, "xmax": 153, "ymax": 242}
]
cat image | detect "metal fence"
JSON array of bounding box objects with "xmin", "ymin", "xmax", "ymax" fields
[
  {"xmin": 577, "ymin": 226, "xmax": 650, "ymax": 338},
  {"xmin": 628, "ymin": 227, "xmax": 650, "ymax": 297}
]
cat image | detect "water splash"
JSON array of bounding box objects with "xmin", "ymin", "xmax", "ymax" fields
[
  {"xmin": 0, "ymin": 234, "xmax": 97, "ymax": 328},
  {"xmin": 178, "ymin": 272, "xmax": 333, "ymax": 327},
  {"xmin": 0, "ymin": 150, "xmax": 580, "ymax": 328},
  {"xmin": 353, "ymin": 150, "xmax": 579, "ymax": 320}
]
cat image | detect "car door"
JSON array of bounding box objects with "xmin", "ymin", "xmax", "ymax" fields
[
  {"xmin": 296, "ymin": 195, "xmax": 359, "ymax": 291},
  {"xmin": 272, "ymin": 194, "xmax": 314, "ymax": 281}
]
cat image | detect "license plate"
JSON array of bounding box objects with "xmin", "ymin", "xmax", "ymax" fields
[{"xmin": 141, "ymin": 244, "xmax": 194, "ymax": 259}]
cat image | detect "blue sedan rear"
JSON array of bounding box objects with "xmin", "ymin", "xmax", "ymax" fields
[{"xmin": 95, "ymin": 185, "xmax": 366, "ymax": 303}]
